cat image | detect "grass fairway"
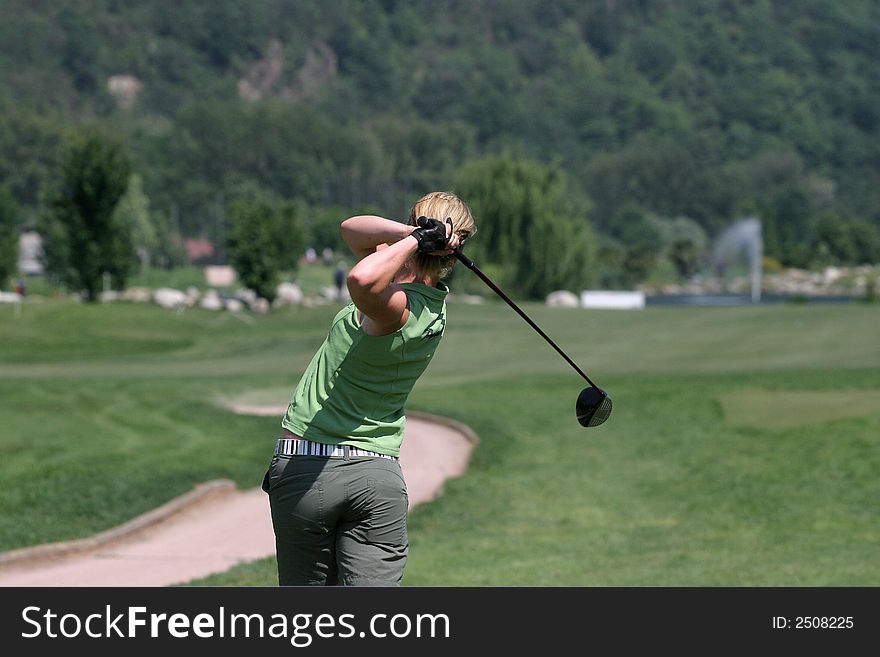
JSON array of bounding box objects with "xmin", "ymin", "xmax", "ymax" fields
[{"xmin": 1, "ymin": 299, "xmax": 878, "ymax": 585}]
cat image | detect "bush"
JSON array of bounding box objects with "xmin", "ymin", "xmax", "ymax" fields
[{"xmin": 226, "ymin": 189, "xmax": 304, "ymax": 304}]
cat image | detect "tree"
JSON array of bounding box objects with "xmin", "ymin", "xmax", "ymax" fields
[
  {"xmin": 226, "ymin": 189, "xmax": 304, "ymax": 304},
  {"xmin": 40, "ymin": 131, "xmax": 134, "ymax": 301},
  {"xmin": 456, "ymin": 154, "xmax": 598, "ymax": 299},
  {"xmin": 58, "ymin": 7, "xmax": 99, "ymax": 93},
  {"xmin": 847, "ymin": 220, "xmax": 880, "ymax": 265},
  {"xmin": 3, "ymin": 0, "xmax": 880, "ymax": 267},
  {"xmin": 607, "ymin": 203, "xmax": 663, "ymax": 286},
  {"xmin": 113, "ymin": 174, "xmax": 159, "ymax": 270},
  {"xmin": 808, "ymin": 214, "xmax": 880, "ymax": 266},
  {"xmin": 0, "ymin": 190, "xmax": 18, "ymax": 289},
  {"xmin": 647, "ymin": 215, "xmax": 709, "ymax": 280},
  {"xmin": 151, "ymin": 209, "xmax": 189, "ymax": 270},
  {"xmin": 303, "ymin": 205, "xmax": 369, "ymax": 254}
]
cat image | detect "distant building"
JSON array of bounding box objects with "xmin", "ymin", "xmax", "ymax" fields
[
  {"xmin": 18, "ymin": 231, "xmax": 44, "ymax": 275},
  {"xmin": 184, "ymin": 238, "xmax": 216, "ymax": 264}
]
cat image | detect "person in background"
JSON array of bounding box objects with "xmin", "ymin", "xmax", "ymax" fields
[{"xmin": 334, "ymin": 261, "xmax": 346, "ymax": 301}]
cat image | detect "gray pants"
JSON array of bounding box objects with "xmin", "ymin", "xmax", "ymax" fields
[{"xmin": 263, "ymin": 453, "xmax": 409, "ymax": 586}]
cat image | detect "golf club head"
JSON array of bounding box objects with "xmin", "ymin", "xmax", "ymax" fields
[{"xmin": 576, "ymin": 387, "xmax": 612, "ymax": 428}]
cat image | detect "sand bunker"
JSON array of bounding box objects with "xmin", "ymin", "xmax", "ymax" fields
[{"xmin": 0, "ymin": 411, "xmax": 475, "ymax": 587}]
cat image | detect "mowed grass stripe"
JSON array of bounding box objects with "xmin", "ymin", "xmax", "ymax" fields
[
  {"xmin": 719, "ymin": 389, "xmax": 880, "ymax": 428},
  {"xmin": 3, "ymin": 303, "xmax": 879, "ymax": 376}
]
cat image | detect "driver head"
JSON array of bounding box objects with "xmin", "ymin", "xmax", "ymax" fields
[{"xmin": 576, "ymin": 387, "xmax": 612, "ymax": 427}]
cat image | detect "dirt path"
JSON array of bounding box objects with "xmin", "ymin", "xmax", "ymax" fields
[{"xmin": 0, "ymin": 413, "xmax": 475, "ymax": 587}]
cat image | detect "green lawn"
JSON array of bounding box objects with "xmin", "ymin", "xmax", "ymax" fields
[{"xmin": 1, "ymin": 299, "xmax": 878, "ymax": 585}]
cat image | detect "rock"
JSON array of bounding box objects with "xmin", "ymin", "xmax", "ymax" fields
[
  {"xmin": 236, "ymin": 288, "xmax": 258, "ymax": 305},
  {"xmin": 0, "ymin": 292, "xmax": 22, "ymax": 304},
  {"xmin": 224, "ymin": 298, "xmax": 245, "ymax": 313},
  {"xmin": 99, "ymin": 291, "xmax": 120, "ymax": 303},
  {"xmin": 447, "ymin": 293, "xmax": 484, "ymax": 305},
  {"xmin": 546, "ymin": 290, "xmax": 580, "ymax": 308},
  {"xmin": 200, "ymin": 289, "xmax": 223, "ymax": 311},
  {"xmin": 122, "ymin": 287, "xmax": 151, "ymax": 303},
  {"xmin": 275, "ymin": 282, "xmax": 303, "ymax": 306},
  {"xmin": 823, "ymin": 266, "xmax": 843, "ymax": 285},
  {"xmin": 153, "ymin": 288, "xmax": 188, "ymax": 309},
  {"xmin": 321, "ymin": 286, "xmax": 342, "ymax": 300},
  {"xmin": 251, "ymin": 298, "xmax": 270, "ymax": 314}
]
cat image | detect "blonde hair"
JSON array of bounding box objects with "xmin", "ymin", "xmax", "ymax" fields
[{"xmin": 407, "ymin": 191, "xmax": 476, "ymax": 281}]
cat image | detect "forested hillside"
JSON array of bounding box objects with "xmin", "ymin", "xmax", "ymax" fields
[{"xmin": 1, "ymin": 0, "xmax": 878, "ymax": 287}]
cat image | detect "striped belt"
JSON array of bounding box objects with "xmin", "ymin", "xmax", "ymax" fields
[{"xmin": 274, "ymin": 437, "xmax": 399, "ymax": 461}]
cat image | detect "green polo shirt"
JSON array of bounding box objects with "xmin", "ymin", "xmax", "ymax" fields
[{"xmin": 281, "ymin": 282, "xmax": 448, "ymax": 456}]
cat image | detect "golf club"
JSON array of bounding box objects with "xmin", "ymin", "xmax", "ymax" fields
[{"xmin": 453, "ymin": 248, "xmax": 612, "ymax": 428}]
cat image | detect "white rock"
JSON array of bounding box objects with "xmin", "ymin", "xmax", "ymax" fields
[
  {"xmin": 200, "ymin": 289, "xmax": 223, "ymax": 311},
  {"xmin": 546, "ymin": 290, "xmax": 580, "ymax": 308},
  {"xmin": 99, "ymin": 291, "xmax": 120, "ymax": 302},
  {"xmin": 321, "ymin": 285, "xmax": 341, "ymax": 300},
  {"xmin": 0, "ymin": 292, "xmax": 22, "ymax": 303},
  {"xmin": 823, "ymin": 266, "xmax": 843, "ymax": 285},
  {"xmin": 447, "ymin": 293, "xmax": 484, "ymax": 305},
  {"xmin": 275, "ymin": 282, "xmax": 303, "ymax": 306},
  {"xmin": 122, "ymin": 287, "xmax": 152, "ymax": 303},
  {"xmin": 236, "ymin": 288, "xmax": 258, "ymax": 305},
  {"xmin": 153, "ymin": 287, "xmax": 188, "ymax": 309},
  {"xmin": 252, "ymin": 298, "xmax": 270, "ymax": 314},
  {"xmin": 224, "ymin": 298, "xmax": 245, "ymax": 313}
]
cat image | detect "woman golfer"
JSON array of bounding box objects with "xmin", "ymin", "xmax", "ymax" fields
[{"xmin": 263, "ymin": 191, "xmax": 476, "ymax": 586}]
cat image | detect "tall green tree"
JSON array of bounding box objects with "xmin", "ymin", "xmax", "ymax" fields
[
  {"xmin": 0, "ymin": 189, "xmax": 18, "ymax": 289},
  {"xmin": 226, "ymin": 189, "xmax": 304, "ymax": 304},
  {"xmin": 40, "ymin": 131, "xmax": 133, "ymax": 301},
  {"xmin": 456, "ymin": 154, "xmax": 598, "ymax": 299}
]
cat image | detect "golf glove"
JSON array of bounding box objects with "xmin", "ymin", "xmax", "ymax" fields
[{"xmin": 411, "ymin": 216, "xmax": 452, "ymax": 253}]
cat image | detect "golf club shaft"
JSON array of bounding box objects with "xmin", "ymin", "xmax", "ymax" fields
[{"xmin": 453, "ymin": 249, "xmax": 600, "ymax": 389}]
